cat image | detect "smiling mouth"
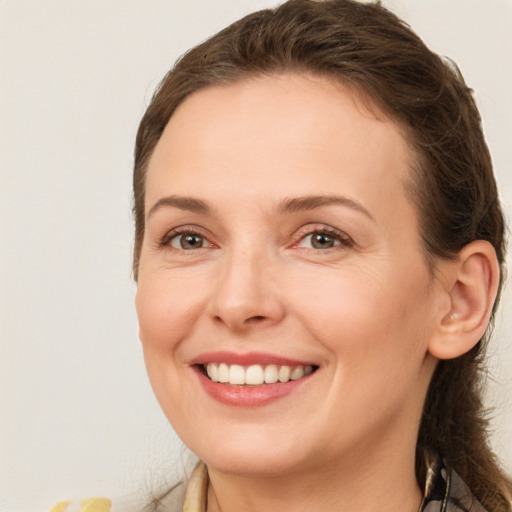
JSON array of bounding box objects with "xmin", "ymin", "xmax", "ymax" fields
[{"xmin": 200, "ymin": 363, "xmax": 317, "ymax": 386}]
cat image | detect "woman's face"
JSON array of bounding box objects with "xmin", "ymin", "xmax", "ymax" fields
[{"xmin": 136, "ymin": 74, "xmax": 442, "ymax": 476}]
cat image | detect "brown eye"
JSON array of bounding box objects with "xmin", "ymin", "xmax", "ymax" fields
[
  {"xmin": 298, "ymin": 232, "xmax": 341, "ymax": 249},
  {"xmin": 310, "ymin": 233, "xmax": 336, "ymax": 249},
  {"xmin": 170, "ymin": 233, "xmax": 206, "ymax": 250}
]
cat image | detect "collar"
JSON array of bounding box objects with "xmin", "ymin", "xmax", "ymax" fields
[{"xmin": 182, "ymin": 461, "xmax": 208, "ymax": 512}]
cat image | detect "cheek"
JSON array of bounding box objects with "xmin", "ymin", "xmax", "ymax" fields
[
  {"xmin": 296, "ymin": 266, "xmax": 434, "ymax": 431},
  {"xmin": 292, "ymin": 262, "xmax": 434, "ymax": 370},
  {"xmin": 135, "ymin": 273, "xmax": 206, "ymax": 354},
  {"xmin": 135, "ymin": 274, "xmax": 206, "ymax": 427}
]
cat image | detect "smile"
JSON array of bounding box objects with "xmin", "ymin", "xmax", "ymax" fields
[
  {"xmin": 192, "ymin": 354, "xmax": 319, "ymax": 407},
  {"xmin": 203, "ymin": 363, "xmax": 315, "ymax": 386}
]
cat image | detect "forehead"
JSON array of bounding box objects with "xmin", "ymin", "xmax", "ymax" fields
[{"xmin": 146, "ymin": 73, "xmax": 415, "ymax": 218}]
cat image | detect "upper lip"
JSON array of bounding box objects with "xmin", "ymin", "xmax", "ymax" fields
[{"xmin": 189, "ymin": 351, "xmax": 317, "ymax": 367}]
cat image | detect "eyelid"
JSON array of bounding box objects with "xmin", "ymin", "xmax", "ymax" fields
[
  {"xmin": 292, "ymin": 224, "xmax": 354, "ymax": 249},
  {"xmin": 160, "ymin": 225, "xmax": 214, "ymax": 248}
]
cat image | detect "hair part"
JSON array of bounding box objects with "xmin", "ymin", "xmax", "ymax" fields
[{"xmin": 133, "ymin": 1, "xmax": 510, "ymax": 509}]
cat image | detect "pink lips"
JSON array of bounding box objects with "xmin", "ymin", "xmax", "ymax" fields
[
  {"xmin": 190, "ymin": 351, "xmax": 317, "ymax": 407},
  {"xmin": 190, "ymin": 351, "xmax": 314, "ymax": 367}
]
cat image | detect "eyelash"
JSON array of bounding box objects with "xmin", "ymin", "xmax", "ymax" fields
[
  {"xmin": 159, "ymin": 225, "xmax": 354, "ymax": 252},
  {"xmin": 293, "ymin": 225, "xmax": 354, "ymax": 251},
  {"xmin": 160, "ymin": 227, "xmax": 211, "ymax": 250}
]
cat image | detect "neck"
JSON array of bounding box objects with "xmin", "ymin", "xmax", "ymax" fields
[{"xmin": 206, "ymin": 436, "xmax": 423, "ymax": 512}]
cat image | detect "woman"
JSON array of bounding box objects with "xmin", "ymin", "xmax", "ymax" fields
[{"xmin": 52, "ymin": 0, "xmax": 511, "ymax": 510}]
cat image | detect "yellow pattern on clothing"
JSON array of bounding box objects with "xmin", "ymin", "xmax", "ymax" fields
[
  {"xmin": 49, "ymin": 502, "xmax": 71, "ymax": 512},
  {"xmin": 49, "ymin": 498, "xmax": 111, "ymax": 512},
  {"xmin": 81, "ymin": 497, "xmax": 112, "ymax": 512}
]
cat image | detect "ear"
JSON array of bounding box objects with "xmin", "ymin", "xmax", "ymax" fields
[{"xmin": 428, "ymin": 240, "xmax": 500, "ymax": 360}]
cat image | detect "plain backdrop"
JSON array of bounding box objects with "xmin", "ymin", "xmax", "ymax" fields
[{"xmin": 1, "ymin": 1, "xmax": 511, "ymax": 511}]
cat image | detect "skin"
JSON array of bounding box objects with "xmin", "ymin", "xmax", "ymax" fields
[{"xmin": 136, "ymin": 73, "xmax": 461, "ymax": 512}]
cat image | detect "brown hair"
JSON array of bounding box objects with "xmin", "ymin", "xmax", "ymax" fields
[{"xmin": 133, "ymin": 0, "xmax": 511, "ymax": 509}]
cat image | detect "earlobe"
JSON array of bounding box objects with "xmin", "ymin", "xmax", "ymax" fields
[{"xmin": 428, "ymin": 240, "xmax": 500, "ymax": 360}]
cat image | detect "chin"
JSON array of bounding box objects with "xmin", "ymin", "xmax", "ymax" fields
[
  {"xmin": 201, "ymin": 449, "xmax": 301, "ymax": 477},
  {"xmin": 184, "ymin": 426, "xmax": 311, "ymax": 477}
]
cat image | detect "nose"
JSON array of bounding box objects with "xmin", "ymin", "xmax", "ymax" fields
[{"xmin": 208, "ymin": 246, "xmax": 286, "ymax": 332}]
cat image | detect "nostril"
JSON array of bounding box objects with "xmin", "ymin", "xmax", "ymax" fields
[{"xmin": 248, "ymin": 315, "xmax": 267, "ymax": 322}]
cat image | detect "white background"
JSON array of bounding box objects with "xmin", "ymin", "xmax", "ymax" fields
[{"xmin": 1, "ymin": 1, "xmax": 511, "ymax": 511}]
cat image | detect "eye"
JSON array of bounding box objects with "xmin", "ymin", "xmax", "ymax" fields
[
  {"xmin": 295, "ymin": 227, "xmax": 353, "ymax": 250},
  {"xmin": 169, "ymin": 233, "xmax": 208, "ymax": 250},
  {"xmin": 298, "ymin": 232, "xmax": 340, "ymax": 249}
]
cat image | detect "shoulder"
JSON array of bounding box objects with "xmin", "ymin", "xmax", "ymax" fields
[{"xmin": 49, "ymin": 498, "xmax": 112, "ymax": 512}]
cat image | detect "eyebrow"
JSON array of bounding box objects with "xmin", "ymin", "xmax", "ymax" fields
[
  {"xmin": 278, "ymin": 195, "xmax": 374, "ymax": 220},
  {"xmin": 146, "ymin": 194, "xmax": 374, "ymax": 221},
  {"xmin": 147, "ymin": 195, "xmax": 210, "ymax": 219}
]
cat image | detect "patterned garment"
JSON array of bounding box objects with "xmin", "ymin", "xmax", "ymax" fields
[
  {"xmin": 420, "ymin": 450, "xmax": 487, "ymax": 512},
  {"xmin": 50, "ymin": 450, "xmax": 487, "ymax": 512},
  {"xmin": 49, "ymin": 498, "xmax": 112, "ymax": 512}
]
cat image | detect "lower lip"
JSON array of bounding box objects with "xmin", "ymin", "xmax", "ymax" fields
[{"xmin": 193, "ymin": 367, "xmax": 312, "ymax": 407}]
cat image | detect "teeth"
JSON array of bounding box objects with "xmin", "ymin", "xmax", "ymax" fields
[
  {"xmin": 264, "ymin": 364, "xmax": 278, "ymax": 384},
  {"xmin": 229, "ymin": 364, "xmax": 245, "ymax": 385},
  {"xmin": 290, "ymin": 366, "xmax": 305, "ymax": 380},
  {"xmin": 206, "ymin": 363, "xmax": 218, "ymax": 382},
  {"xmin": 205, "ymin": 363, "xmax": 314, "ymax": 385},
  {"xmin": 218, "ymin": 363, "xmax": 229, "ymax": 383},
  {"xmin": 278, "ymin": 365, "xmax": 291, "ymax": 383},
  {"xmin": 246, "ymin": 365, "xmax": 264, "ymax": 385}
]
